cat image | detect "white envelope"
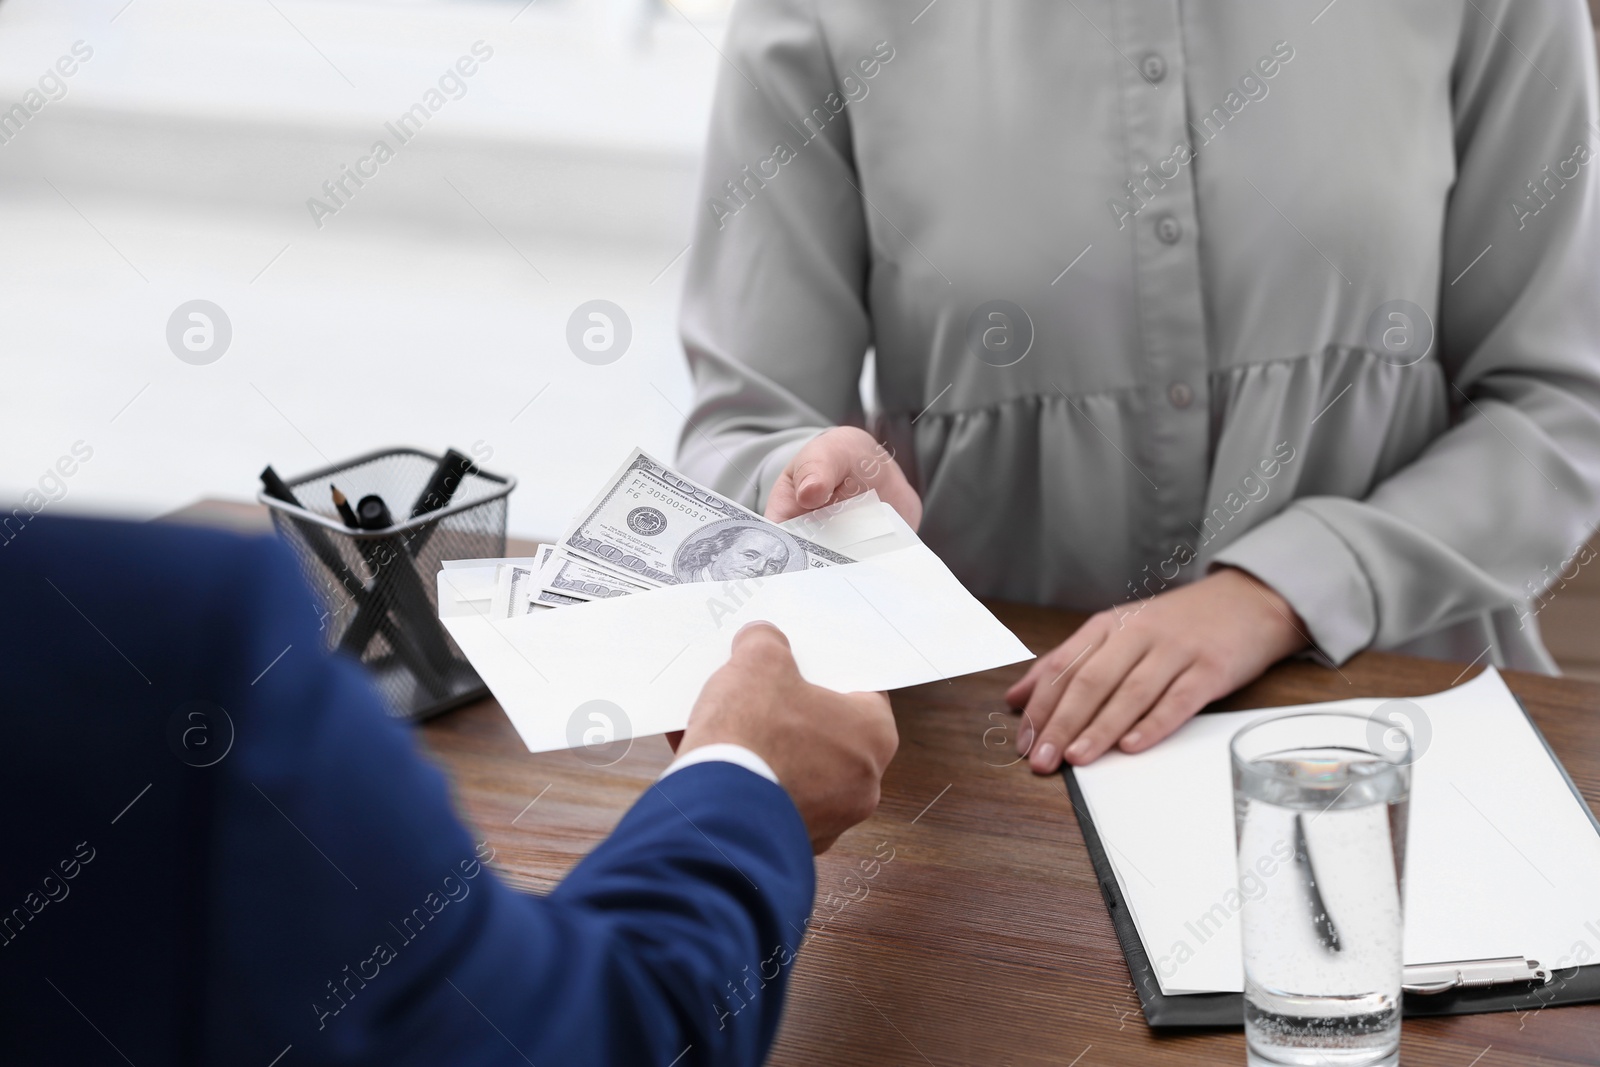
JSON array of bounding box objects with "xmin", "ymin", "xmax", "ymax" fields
[{"xmin": 437, "ymin": 497, "xmax": 1033, "ymax": 753}]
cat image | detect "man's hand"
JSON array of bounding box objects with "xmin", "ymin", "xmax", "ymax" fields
[
  {"xmin": 764, "ymin": 427, "xmax": 922, "ymax": 530},
  {"xmin": 679, "ymin": 622, "xmax": 899, "ymax": 853},
  {"xmin": 1004, "ymin": 568, "xmax": 1309, "ymax": 771}
]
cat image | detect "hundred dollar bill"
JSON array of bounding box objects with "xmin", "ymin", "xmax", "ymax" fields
[
  {"xmin": 559, "ymin": 449, "xmax": 855, "ymax": 587},
  {"xmin": 491, "ymin": 547, "xmax": 564, "ymax": 617},
  {"xmin": 533, "ymin": 586, "xmax": 584, "ymax": 608},
  {"xmin": 488, "ymin": 556, "xmax": 528, "ymax": 618},
  {"xmin": 542, "ymin": 546, "xmax": 650, "ymax": 602}
]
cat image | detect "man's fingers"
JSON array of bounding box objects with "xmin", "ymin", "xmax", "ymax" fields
[
  {"xmin": 704, "ymin": 623, "xmax": 795, "ymax": 704},
  {"xmin": 845, "ymin": 689, "xmax": 894, "ymax": 719},
  {"xmin": 1061, "ymin": 651, "xmax": 1186, "ymax": 765},
  {"xmin": 843, "ymin": 690, "xmax": 899, "ymax": 766},
  {"xmin": 732, "ymin": 620, "xmax": 791, "ymax": 654},
  {"xmin": 1118, "ymin": 667, "xmax": 1221, "ymax": 754},
  {"xmin": 1029, "ymin": 636, "xmax": 1147, "ymax": 773}
]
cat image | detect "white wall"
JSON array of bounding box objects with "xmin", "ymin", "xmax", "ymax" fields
[{"xmin": 0, "ymin": 0, "xmax": 726, "ymax": 541}]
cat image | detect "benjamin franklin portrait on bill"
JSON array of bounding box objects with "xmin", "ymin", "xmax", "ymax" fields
[{"xmin": 673, "ymin": 521, "xmax": 803, "ymax": 583}]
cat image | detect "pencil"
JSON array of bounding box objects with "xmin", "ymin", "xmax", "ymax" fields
[{"xmin": 330, "ymin": 484, "xmax": 360, "ymax": 529}]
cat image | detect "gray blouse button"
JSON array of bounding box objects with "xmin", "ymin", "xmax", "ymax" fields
[
  {"xmin": 1141, "ymin": 53, "xmax": 1167, "ymax": 83},
  {"xmin": 1156, "ymin": 215, "xmax": 1183, "ymax": 244},
  {"xmin": 1168, "ymin": 382, "xmax": 1194, "ymax": 409}
]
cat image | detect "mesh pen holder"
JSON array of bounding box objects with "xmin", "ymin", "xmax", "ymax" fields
[{"xmin": 258, "ymin": 447, "xmax": 515, "ymax": 721}]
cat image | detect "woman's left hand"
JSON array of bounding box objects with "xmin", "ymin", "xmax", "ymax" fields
[{"xmin": 1005, "ymin": 567, "xmax": 1310, "ymax": 771}]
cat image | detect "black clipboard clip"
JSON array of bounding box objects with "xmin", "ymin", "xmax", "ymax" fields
[{"xmin": 1404, "ymin": 956, "xmax": 1552, "ymax": 994}]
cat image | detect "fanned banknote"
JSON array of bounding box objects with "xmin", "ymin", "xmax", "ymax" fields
[
  {"xmin": 541, "ymin": 547, "xmax": 651, "ymax": 602},
  {"xmin": 490, "ymin": 547, "xmax": 571, "ymax": 617},
  {"xmin": 533, "ymin": 586, "xmax": 583, "ymax": 608},
  {"xmin": 558, "ymin": 449, "xmax": 854, "ymax": 587},
  {"xmin": 470, "ymin": 449, "xmax": 859, "ymax": 616}
]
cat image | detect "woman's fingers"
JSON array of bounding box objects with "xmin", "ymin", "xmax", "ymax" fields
[
  {"xmin": 765, "ymin": 427, "xmax": 923, "ymax": 526},
  {"xmin": 764, "ymin": 434, "xmax": 850, "ymax": 523},
  {"xmin": 1006, "ymin": 614, "xmax": 1104, "ymax": 708},
  {"xmin": 1027, "ymin": 628, "xmax": 1148, "ymax": 773},
  {"xmin": 789, "ymin": 437, "xmax": 856, "ymax": 511},
  {"xmin": 868, "ymin": 457, "xmax": 924, "ymax": 530},
  {"xmin": 1006, "ymin": 570, "xmax": 1312, "ymax": 769},
  {"xmin": 763, "ymin": 477, "xmax": 801, "ymax": 524},
  {"xmin": 764, "ymin": 446, "xmax": 841, "ymax": 523},
  {"xmin": 1004, "ymin": 647, "xmax": 1056, "ymax": 708},
  {"xmin": 1005, "ymin": 653, "xmax": 1048, "ymax": 709},
  {"xmin": 1061, "ymin": 650, "xmax": 1188, "ymax": 765},
  {"xmin": 1015, "ymin": 637, "xmax": 1102, "ymax": 755},
  {"xmin": 1013, "ymin": 617, "xmax": 1107, "ymax": 752},
  {"xmin": 1117, "ymin": 665, "xmax": 1223, "ymax": 754}
]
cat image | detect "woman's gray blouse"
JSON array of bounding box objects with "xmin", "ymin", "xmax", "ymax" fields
[{"xmin": 676, "ymin": 0, "xmax": 1600, "ymax": 671}]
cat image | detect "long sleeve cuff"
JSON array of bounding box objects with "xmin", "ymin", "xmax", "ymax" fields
[
  {"xmin": 661, "ymin": 743, "xmax": 779, "ymax": 785},
  {"xmin": 1209, "ymin": 505, "xmax": 1378, "ymax": 664}
]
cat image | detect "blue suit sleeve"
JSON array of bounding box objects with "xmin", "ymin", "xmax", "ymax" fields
[{"xmin": 194, "ymin": 535, "xmax": 815, "ymax": 1065}]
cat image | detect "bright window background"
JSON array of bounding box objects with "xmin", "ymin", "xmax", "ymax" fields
[{"xmin": 0, "ymin": 0, "xmax": 731, "ymax": 541}]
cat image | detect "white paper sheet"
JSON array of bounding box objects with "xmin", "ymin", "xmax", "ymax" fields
[
  {"xmin": 438, "ymin": 499, "xmax": 1033, "ymax": 753},
  {"xmin": 1073, "ymin": 668, "xmax": 1600, "ymax": 994}
]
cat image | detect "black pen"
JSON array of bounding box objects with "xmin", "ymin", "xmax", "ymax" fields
[
  {"xmin": 405, "ymin": 448, "xmax": 478, "ymax": 557},
  {"xmin": 262, "ymin": 465, "xmax": 357, "ymax": 594},
  {"xmin": 259, "ymin": 465, "xmax": 303, "ymax": 508},
  {"xmin": 409, "ymin": 448, "xmax": 477, "ymax": 519},
  {"xmin": 1294, "ymin": 813, "xmax": 1343, "ymax": 953}
]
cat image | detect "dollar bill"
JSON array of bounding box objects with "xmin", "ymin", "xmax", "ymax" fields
[
  {"xmin": 542, "ymin": 547, "xmax": 650, "ymax": 602},
  {"xmin": 491, "ymin": 547, "xmax": 562, "ymax": 617},
  {"xmin": 559, "ymin": 448, "xmax": 855, "ymax": 587},
  {"xmin": 532, "ymin": 585, "xmax": 583, "ymax": 608},
  {"xmin": 486, "ymin": 547, "xmax": 635, "ymax": 614}
]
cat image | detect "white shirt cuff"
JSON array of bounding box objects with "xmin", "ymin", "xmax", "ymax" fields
[{"xmin": 659, "ymin": 743, "xmax": 779, "ymax": 785}]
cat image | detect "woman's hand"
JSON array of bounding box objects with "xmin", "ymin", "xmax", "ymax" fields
[
  {"xmin": 765, "ymin": 427, "xmax": 922, "ymax": 530},
  {"xmin": 1005, "ymin": 567, "xmax": 1309, "ymax": 771}
]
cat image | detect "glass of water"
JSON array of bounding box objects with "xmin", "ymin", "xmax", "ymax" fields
[{"xmin": 1231, "ymin": 712, "xmax": 1410, "ymax": 1067}]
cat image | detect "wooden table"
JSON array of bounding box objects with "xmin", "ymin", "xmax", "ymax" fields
[
  {"xmin": 167, "ymin": 503, "xmax": 1600, "ymax": 1065},
  {"xmin": 418, "ymin": 602, "xmax": 1599, "ymax": 1067}
]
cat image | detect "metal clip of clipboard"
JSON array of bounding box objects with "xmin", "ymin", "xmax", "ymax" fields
[{"xmin": 1403, "ymin": 956, "xmax": 1552, "ymax": 994}]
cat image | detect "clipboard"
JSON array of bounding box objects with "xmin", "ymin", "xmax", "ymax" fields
[{"xmin": 1062, "ymin": 692, "xmax": 1600, "ymax": 1029}]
